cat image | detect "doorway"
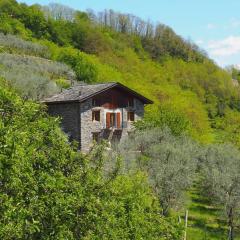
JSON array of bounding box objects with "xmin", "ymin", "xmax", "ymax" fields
[{"xmin": 106, "ymin": 112, "xmax": 121, "ymax": 129}]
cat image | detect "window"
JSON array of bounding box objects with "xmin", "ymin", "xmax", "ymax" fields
[
  {"xmin": 92, "ymin": 110, "xmax": 100, "ymax": 121},
  {"xmin": 127, "ymin": 98, "xmax": 134, "ymax": 107},
  {"xmin": 92, "ymin": 132, "xmax": 100, "ymax": 143},
  {"xmin": 92, "ymin": 98, "xmax": 101, "ymax": 107},
  {"xmin": 127, "ymin": 111, "xmax": 135, "ymax": 122}
]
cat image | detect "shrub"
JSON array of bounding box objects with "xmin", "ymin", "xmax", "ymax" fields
[
  {"xmin": 0, "ymin": 53, "xmax": 75, "ymax": 99},
  {"xmin": 0, "ymin": 14, "xmax": 32, "ymax": 38},
  {"xmin": 57, "ymin": 47, "xmax": 98, "ymax": 83},
  {"xmin": 0, "ymin": 83, "xmax": 183, "ymax": 239},
  {"xmin": 119, "ymin": 128, "xmax": 199, "ymax": 216},
  {"xmin": 200, "ymin": 144, "xmax": 240, "ymax": 240},
  {"xmin": 0, "ymin": 32, "xmax": 50, "ymax": 58},
  {"xmin": 135, "ymin": 105, "xmax": 191, "ymax": 135}
]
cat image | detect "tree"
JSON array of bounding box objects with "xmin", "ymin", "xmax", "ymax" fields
[
  {"xmin": 41, "ymin": 3, "xmax": 76, "ymax": 21},
  {"xmin": 0, "ymin": 81, "xmax": 183, "ymax": 239},
  {"xmin": 0, "ymin": 53, "xmax": 75, "ymax": 100},
  {"xmin": 134, "ymin": 105, "xmax": 191, "ymax": 135},
  {"xmin": 226, "ymin": 65, "xmax": 240, "ymax": 82},
  {"xmin": 57, "ymin": 47, "xmax": 97, "ymax": 83},
  {"xmin": 119, "ymin": 128, "xmax": 198, "ymax": 216},
  {"xmin": 200, "ymin": 144, "xmax": 240, "ymax": 240},
  {"xmin": 18, "ymin": 4, "xmax": 50, "ymax": 39}
]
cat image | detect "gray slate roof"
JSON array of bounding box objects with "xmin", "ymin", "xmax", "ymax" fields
[{"xmin": 43, "ymin": 82, "xmax": 153, "ymax": 104}]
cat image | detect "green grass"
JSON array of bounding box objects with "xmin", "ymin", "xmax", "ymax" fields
[{"xmin": 183, "ymin": 181, "xmax": 240, "ymax": 240}]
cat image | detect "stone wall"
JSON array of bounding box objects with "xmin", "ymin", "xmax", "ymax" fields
[
  {"xmin": 119, "ymin": 98, "xmax": 144, "ymax": 140},
  {"xmin": 80, "ymin": 98, "xmax": 103, "ymax": 152},
  {"xmin": 47, "ymin": 102, "xmax": 80, "ymax": 143},
  {"xmin": 80, "ymin": 97, "xmax": 145, "ymax": 152},
  {"xmin": 46, "ymin": 98, "xmax": 145, "ymax": 152}
]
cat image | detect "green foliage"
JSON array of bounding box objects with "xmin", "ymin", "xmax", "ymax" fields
[
  {"xmin": 0, "ymin": 80, "xmax": 73, "ymax": 238},
  {"xmin": 211, "ymin": 108, "xmax": 240, "ymax": 148},
  {"xmin": 57, "ymin": 47, "xmax": 98, "ymax": 83},
  {"xmin": 55, "ymin": 78, "xmax": 71, "ymax": 89},
  {"xmin": 0, "ymin": 0, "xmax": 239, "ymax": 144},
  {"xmin": 200, "ymin": 144, "xmax": 240, "ymax": 239},
  {"xmin": 119, "ymin": 128, "xmax": 198, "ymax": 216},
  {"xmin": 226, "ymin": 65, "xmax": 240, "ymax": 81},
  {"xmin": 0, "ymin": 53, "xmax": 75, "ymax": 99},
  {"xmin": 0, "ymin": 14, "xmax": 32, "ymax": 38},
  {"xmin": 0, "ymin": 33, "xmax": 50, "ymax": 58},
  {"xmin": 0, "ymin": 81, "xmax": 183, "ymax": 239},
  {"xmin": 88, "ymin": 9, "xmax": 206, "ymax": 62},
  {"xmin": 135, "ymin": 105, "xmax": 191, "ymax": 135},
  {"xmin": 186, "ymin": 180, "xmax": 231, "ymax": 240},
  {"xmin": 3, "ymin": 1, "xmax": 240, "ymax": 238}
]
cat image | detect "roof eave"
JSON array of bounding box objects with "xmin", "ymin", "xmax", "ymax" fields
[
  {"xmin": 42, "ymin": 99, "xmax": 80, "ymax": 104},
  {"xmin": 42, "ymin": 82, "xmax": 154, "ymax": 105},
  {"xmin": 114, "ymin": 82, "xmax": 153, "ymax": 104}
]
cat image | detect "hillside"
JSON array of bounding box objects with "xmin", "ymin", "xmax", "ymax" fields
[
  {"xmin": 1, "ymin": 0, "xmax": 240, "ymax": 145},
  {"xmin": 1, "ymin": 1, "xmax": 240, "ymax": 239}
]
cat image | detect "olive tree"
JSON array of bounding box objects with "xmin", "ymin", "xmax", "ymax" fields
[
  {"xmin": 200, "ymin": 144, "xmax": 240, "ymax": 240},
  {"xmin": 0, "ymin": 53, "xmax": 75, "ymax": 99},
  {"xmin": 119, "ymin": 128, "xmax": 199, "ymax": 216}
]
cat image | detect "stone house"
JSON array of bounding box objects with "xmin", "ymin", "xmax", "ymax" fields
[{"xmin": 43, "ymin": 82, "xmax": 153, "ymax": 152}]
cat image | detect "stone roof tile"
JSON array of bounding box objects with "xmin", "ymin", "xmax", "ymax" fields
[{"xmin": 43, "ymin": 82, "xmax": 153, "ymax": 104}]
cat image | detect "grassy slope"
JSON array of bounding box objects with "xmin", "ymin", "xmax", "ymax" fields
[{"xmin": 185, "ymin": 181, "xmax": 240, "ymax": 240}]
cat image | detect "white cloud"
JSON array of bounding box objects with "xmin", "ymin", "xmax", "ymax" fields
[
  {"xmin": 235, "ymin": 64, "xmax": 240, "ymax": 69},
  {"xmin": 229, "ymin": 19, "xmax": 240, "ymax": 28},
  {"xmin": 207, "ymin": 36, "xmax": 240, "ymax": 57},
  {"xmin": 196, "ymin": 39, "xmax": 204, "ymax": 45},
  {"xmin": 206, "ymin": 23, "xmax": 217, "ymax": 29}
]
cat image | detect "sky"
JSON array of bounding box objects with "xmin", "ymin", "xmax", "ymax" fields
[{"xmin": 19, "ymin": 0, "xmax": 240, "ymax": 67}]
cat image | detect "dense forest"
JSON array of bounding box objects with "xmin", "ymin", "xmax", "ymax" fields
[{"xmin": 1, "ymin": 0, "xmax": 240, "ymax": 239}]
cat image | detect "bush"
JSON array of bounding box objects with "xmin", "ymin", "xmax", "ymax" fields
[
  {"xmin": 0, "ymin": 32, "xmax": 50, "ymax": 58},
  {"xmin": 58, "ymin": 47, "xmax": 98, "ymax": 83},
  {"xmin": 0, "ymin": 14, "xmax": 32, "ymax": 38},
  {"xmin": 0, "ymin": 82, "xmax": 183, "ymax": 239},
  {"xmin": 0, "ymin": 53, "xmax": 75, "ymax": 99},
  {"xmin": 200, "ymin": 144, "xmax": 240, "ymax": 239},
  {"xmin": 135, "ymin": 105, "xmax": 191, "ymax": 135},
  {"xmin": 119, "ymin": 128, "xmax": 199, "ymax": 216}
]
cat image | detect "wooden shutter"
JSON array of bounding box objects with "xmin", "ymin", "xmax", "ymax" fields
[
  {"xmin": 106, "ymin": 112, "xmax": 111, "ymax": 128},
  {"xmin": 117, "ymin": 112, "xmax": 121, "ymax": 129}
]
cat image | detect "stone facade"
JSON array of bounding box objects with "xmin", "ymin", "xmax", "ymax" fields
[
  {"xmin": 79, "ymin": 97, "xmax": 144, "ymax": 152},
  {"xmin": 47, "ymin": 102, "xmax": 80, "ymax": 143},
  {"xmin": 47, "ymin": 97, "xmax": 144, "ymax": 152},
  {"xmin": 45, "ymin": 83, "xmax": 150, "ymax": 152}
]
